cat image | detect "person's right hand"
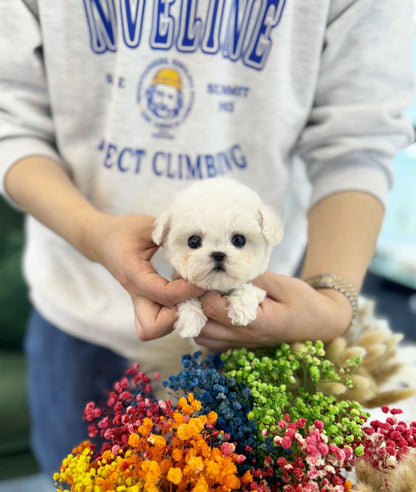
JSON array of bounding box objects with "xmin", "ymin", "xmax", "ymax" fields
[
  {"xmin": 4, "ymin": 157, "xmax": 202, "ymax": 341},
  {"xmin": 84, "ymin": 213, "xmax": 204, "ymax": 341}
]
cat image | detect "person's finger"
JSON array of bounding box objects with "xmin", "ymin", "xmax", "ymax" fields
[
  {"xmin": 252, "ymin": 271, "xmax": 289, "ymax": 300},
  {"xmin": 199, "ymin": 291, "xmax": 232, "ymax": 325},
  {"xmin": 133, "ymin": 295, "xmax": 178, "ymax": 341},
  {"xmin": 194, "ymin": 322, "xmax": 265, "ymax": 350},
  {"xmin": 198, "ymin": 294, "xmax": 289, "ymax": 343},
  {"xmin": 129, "ymin": 261, "xmax": 204, "ymax": 306},
  {"xmin": 196, "ymin": 318, "xmax": 261, "ymax": 346}
]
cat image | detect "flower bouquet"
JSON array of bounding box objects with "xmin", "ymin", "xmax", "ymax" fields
[{"xmin": 54, "ymin": 337, "xmax": 416, "ymax": 492}]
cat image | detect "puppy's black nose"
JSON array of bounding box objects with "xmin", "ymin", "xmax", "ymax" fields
[{"xmin": 211, "ymin": 251, "xmax": 226, "ymax": 263}]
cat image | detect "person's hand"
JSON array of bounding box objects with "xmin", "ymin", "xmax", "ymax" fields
[
  {"xmin": 195, "ymin": 271, "xmax": 353, "ymax": 351},
  {"xmin": 84, "ymin": 213, "xmax": 204, "ymax": 341}
]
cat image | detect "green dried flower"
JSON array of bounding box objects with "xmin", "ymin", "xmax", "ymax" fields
[{"xmin": 221, "ymin": 341, "xmax": 369, "ymax": 449}]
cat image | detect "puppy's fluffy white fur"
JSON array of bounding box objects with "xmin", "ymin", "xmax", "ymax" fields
[{"xmin": 152, "ymin": 178, "xmax": 283, "ymax": 338}]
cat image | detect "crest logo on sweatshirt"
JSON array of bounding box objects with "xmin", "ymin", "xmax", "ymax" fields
[{"xmin": 137, "ymin": 58, "xmax": 194, "ymax": 138}]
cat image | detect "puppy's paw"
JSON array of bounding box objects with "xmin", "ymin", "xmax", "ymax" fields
[
  {"xmin": 174, "ymin": 298, "xmax": 207, "ymax": 338},
  {"xmin": 227, "ymin": 283, "xmax": 266, "ymax": 326}
]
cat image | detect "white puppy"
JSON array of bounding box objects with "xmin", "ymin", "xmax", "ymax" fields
[{"xmin": 152, "ymin": 178, "xmax": 283, "ymax": 338}]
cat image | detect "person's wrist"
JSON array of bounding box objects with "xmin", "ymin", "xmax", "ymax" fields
[
  {"xmin": 304, "ymin": 274, "xmax": 358, "ymax": 322},
  {"xmin": 77, "ymin": 209, "xmax": 113, "ymax": 263},
  {"xmin": 316, "ymin": 287, "xmax": 354, "ymax": 326}
]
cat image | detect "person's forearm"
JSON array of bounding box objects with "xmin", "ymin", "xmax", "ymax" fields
[
  {"xmin": 301, "ymin": 191, "xmax": 385, "ymax": 291},
  {"xmin": 4, "ymin": 155, "xmax": 104, "ymax": 260}
]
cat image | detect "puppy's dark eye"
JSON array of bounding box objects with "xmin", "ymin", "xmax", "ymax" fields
[
  {"xmin": 188, "ymin": 235, "xmax": 202, "ymax": 249},
  {"xmin": 231, "ymin": 234, "xmax": 246, "ymax": 248}
]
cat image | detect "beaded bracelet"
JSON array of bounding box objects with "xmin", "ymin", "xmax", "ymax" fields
[{"xmin": 305, "ymin": 274, "xmax": 358, "ymax": 321}]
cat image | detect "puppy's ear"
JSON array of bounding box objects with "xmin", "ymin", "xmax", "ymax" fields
[
  {"xmin": 152, "ymin": 211, "xmax": 171, "ymax": 246},
  {"xmin": 258, "ymin": 205, "xmax": 284, "ymax": 246}
]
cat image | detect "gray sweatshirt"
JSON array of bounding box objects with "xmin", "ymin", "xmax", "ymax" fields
[{"xmin": 0, "ymin": 0, "xmax": 413, "ymax": 359}]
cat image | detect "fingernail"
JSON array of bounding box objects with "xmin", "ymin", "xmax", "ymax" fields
[{"xmin": 203, "ymin": 304, "xmax": 216, "ymax": 317}]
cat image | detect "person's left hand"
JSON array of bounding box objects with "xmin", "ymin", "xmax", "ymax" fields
[{"xmin": 195, "ymin": 271, "xmax": 353, "ymax": 351}]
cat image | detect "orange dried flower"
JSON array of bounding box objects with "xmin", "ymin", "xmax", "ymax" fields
[
  {"xmin": 167, "ymin": 467, "xmax": 183, "ymax": 485},
  {"xmin": 148, "ymin": 434, "xmax": 166, "ymax": 448},
  {"xmin": 127, "ymin": 432, "xmax": 140, "ymax": 448},
  {"xmin": 207, "ymin": 411, "xmax": 217, "ymax": 425}
]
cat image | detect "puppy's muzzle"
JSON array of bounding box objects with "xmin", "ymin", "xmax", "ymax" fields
[{"xmin": 211, "ymin": 251, "xmax": 226, "ymax": 271}]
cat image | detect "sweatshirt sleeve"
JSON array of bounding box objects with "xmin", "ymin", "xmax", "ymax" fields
[
  {"xmin": 0, "ymin": 0, "xmax": 64, "ymax": 205},
  {"xmin": 296, "ymin": 0, "xmax": 415, "ymax": 209}
]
